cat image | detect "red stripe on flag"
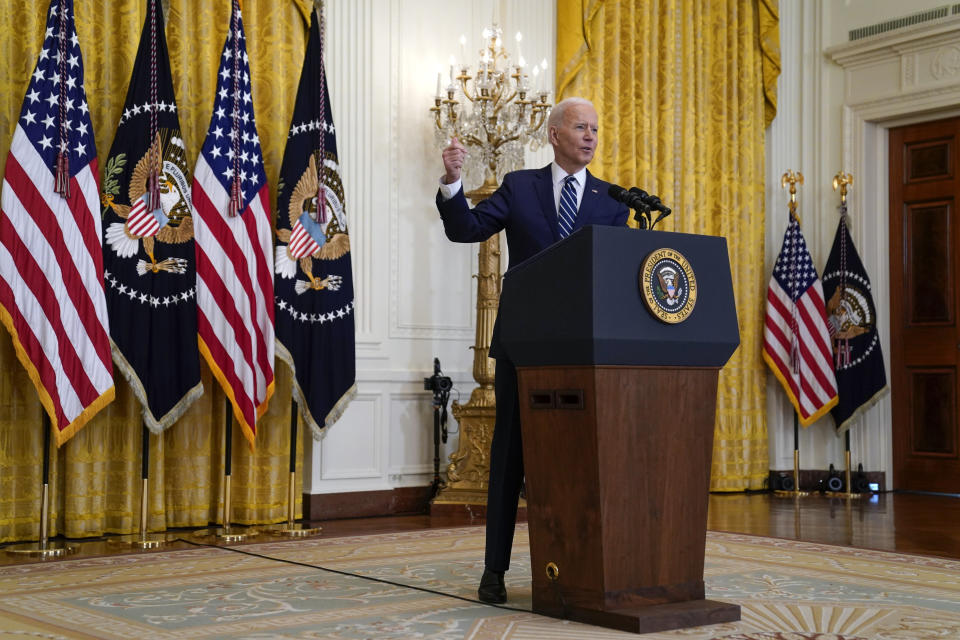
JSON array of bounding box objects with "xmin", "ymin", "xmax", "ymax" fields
[
  {"xmin": 4, "ymin": 156, "xmax": 112, "ymax": 372},
  {"xmin": 796, "ymin": 311, "xmax": 837, "ymax": 398},
  {"xmin": 0, "ymin": 263, "xmax": 68, "ymax": 428},
  {"xmin": 240, "ymin": 187, "xmax": 274, "ymax": 388},
  {"xmin": 0, "ymin": 213, "xmax": 101, "ymax": 414},
  {"xmin": 195, "ymin": 240, "xmax": 258, "ymax": 396},
  {"xmin": 802, "ymin": 288, "xmax": 836, "ymax": 367},
  {"xmin": 196, "ymin": 306, "xmax": 256, "ymax": 425},
  {"xmin": 66, "ymin": 160, "xmax": 103, "ymax": 275},
  {"xmin": 192, "ymin": 176, "xmax": 272, "ymax": 438}
]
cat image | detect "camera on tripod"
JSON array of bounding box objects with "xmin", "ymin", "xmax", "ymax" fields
[{"xmin": 424, "ymin": 357, "xmax": 452, "ymax": 394}]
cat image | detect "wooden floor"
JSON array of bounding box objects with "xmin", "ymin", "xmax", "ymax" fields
[{"xmin": 2, "ymin": 490, "xmax": 959, "ymax": 565}]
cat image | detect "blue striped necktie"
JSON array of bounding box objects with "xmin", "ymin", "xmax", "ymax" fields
[{"xmin": 557, "ymin": 175, "xmax": 578, "ymax": 238}]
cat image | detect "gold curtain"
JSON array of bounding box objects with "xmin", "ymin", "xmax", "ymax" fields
[
  {"xmin": 556, "ymin": 0, "xmax": 779, "ymax": 490},
  {"xmin": 0, "ymin": 0, "xmax": 314, "ymax": 543}
]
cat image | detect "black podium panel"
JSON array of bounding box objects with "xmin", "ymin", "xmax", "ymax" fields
[{"xmin": 498, "ymin": 225, "xmax": 740, "ymax": 367}]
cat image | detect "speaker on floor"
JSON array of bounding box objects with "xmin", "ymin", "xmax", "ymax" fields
[
  {"xmin": 851, "ymin": 463, "xmax": 870, "ymax": 493},
  {"xmin": 773, "ymin": 471, "xmax": 795, "ymax": 491},
  {"xmin": 826, "ymin": 463, "xmax": 844, "ymax": 492}
]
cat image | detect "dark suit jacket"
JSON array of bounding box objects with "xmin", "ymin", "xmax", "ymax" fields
[{"xmin": 436, "ymin": 164, "xmax": 630, "ymax": 358}]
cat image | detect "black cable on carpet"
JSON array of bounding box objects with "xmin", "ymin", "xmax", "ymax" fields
[{"xmin": 170, "ymin": 536, "xmax": 530, "ymax": 614}]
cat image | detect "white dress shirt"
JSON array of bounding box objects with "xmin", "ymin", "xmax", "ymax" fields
[{"xmin": 551, "ymin": 163, "xmax": 586, "ymax": 214}]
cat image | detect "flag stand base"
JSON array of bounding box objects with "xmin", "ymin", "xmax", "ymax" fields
[
  {"xmin": 5, "ymin": 541, "xmax": 77, "ymax": 558},
  {"xmin": 824, "ymin": 491, "xmax": 867, "ymax": 499},
  {"xmin": 773, "ymin": 490, "xmax": 810, "ymax": 498},
  {"xmin": 267, "ymin": 522, "xmax": 321, "ymax": 537},
  {"xmin": 192, "ymin": 526, "xmax": 259, "ymax": 543},
  {"xmin": 109, "ymin": 533, "xmax": 168, "ymax": 549}
]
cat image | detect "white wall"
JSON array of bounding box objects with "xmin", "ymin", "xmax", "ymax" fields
[
  {"xmin": 308, "ymin": 0, "xmax": 954, "ymax": 497},
  {"xmin": 304, "ymin": 0, "xmax": 555, "ymax": 495}
]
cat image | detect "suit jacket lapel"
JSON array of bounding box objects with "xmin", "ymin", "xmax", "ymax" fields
[
  {"xmin": 534, "ymin": 164, "xmax": 560, "ymax": 242},
  {"xmin": 576, "ymin": 170, "xmax": 603, "ymax": 231}
]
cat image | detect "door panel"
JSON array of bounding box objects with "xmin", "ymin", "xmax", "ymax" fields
[{"xmin": 890, "ymin": 117, "xmax": 960, "ymax": 493}]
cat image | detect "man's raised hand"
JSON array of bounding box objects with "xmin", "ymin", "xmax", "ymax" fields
[{"xmin": 442, "ymin": 137, "xmax": 467, "ymax": 185}]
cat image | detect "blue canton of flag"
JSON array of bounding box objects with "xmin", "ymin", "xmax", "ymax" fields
[
  {"xmin": 274, "ymin": 9, "xmax": 356, "ymax": 437},
  {"xmin": 200, "ymin": 17, "xmax": 267, "ymax": 215},
  {"xmin": 21, "ymin": 1, "xmax": 96, "ymax": 182},
  {"xmin": 771, "ymin": 219, "xmax": 818, "ymax": 296}
]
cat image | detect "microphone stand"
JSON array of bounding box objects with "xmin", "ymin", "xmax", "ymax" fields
[{"xmin": 632, "ymin": 204, "xmax": 652, "ymax": 229}]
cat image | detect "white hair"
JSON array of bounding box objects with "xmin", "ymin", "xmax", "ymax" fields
[{"xmin": 547, "ymin": 97, "xmax": 595, "ymax": 131}]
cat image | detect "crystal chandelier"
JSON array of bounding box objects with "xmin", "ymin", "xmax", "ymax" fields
[{"xmin": 430, "ymin": 25, "xmax": 552, "ymax": 191}]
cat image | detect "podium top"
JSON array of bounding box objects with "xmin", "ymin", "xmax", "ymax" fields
[{"xmin": 498, "ymin": 225, "xmax": 740, "ymax": 367}]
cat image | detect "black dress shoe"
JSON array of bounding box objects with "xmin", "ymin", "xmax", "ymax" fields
[{"xmin": 477, "ymin": 568, "xmax": 506, "ymax": 604}]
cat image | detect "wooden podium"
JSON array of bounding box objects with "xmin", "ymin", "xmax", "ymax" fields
[{"xmin": 497, "ymin": 225, "xmax": 741, "ymax": 634}]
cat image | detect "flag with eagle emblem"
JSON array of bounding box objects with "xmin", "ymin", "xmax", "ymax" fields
[
  {"xmin": 274, "ymin": 9, "xmax": 356, "ymax": 437},
  {"xmin": 822, "ymin": 205, "xmax": 887, "ymax": 434},
  {"xmin": 0, "ymin": 0, "xmax": 114, "ymax": 446},
  {"xmin": 101, "ymin": 0, "xmax": 202, "ymax": 432}
]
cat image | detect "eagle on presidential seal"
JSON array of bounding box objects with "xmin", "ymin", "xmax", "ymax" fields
[
  {"xmin": 274, "ymin": 152, "xmax": 350, "ymax": 294},
  {"xmin": 102, "ymin": 129, "xmax": 193, "ymax": 276}
]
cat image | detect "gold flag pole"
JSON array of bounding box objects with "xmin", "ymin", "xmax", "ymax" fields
[
  {"xmin": 194, "ymin": 398, "xmax": 259, "ymax": 542},
  {"xmin": 109, "ymin": 424, "xmax": 168, "ymax": 548},
  {"xmin": 268, "ymin": 400, "xmax": 321, "ymax": 537},
  {"xmin": 826, "ymin": 171, "xmax": 866, "ymax": 500},
  {"xmin": 774, "ymin": 171, "xmax": 810, "ymax": 499},
  {"xmin": 6, "ymin": 414, "xmax": 77, "ymax": 557}
]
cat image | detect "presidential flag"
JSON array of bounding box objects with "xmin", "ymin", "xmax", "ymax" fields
[
  {"xmin": 0, "ymin": 0, "xmax": 114, "ymax": 446},
  {"xmin": 274, "ymin": 9, "xmax": 356, "ymax": 437},
  {"xmin": 101, "ymin": 0, "xmax": 202, "ymax": 432},
  {"xmin": 763, "ymin": 210, "xmax": 839, "ymax": 425},
  {"xmin": 192, "ymin": 0, "xmax": 274, "ymax": 446},
  {"xmin": 822, "ymin": 206, "xmax": 888, "ymax": 434}
]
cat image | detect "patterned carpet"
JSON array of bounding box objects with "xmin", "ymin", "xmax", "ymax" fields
[{"xmin": 1, "ymin": 525, "xmax": 959, "ymax": 639}]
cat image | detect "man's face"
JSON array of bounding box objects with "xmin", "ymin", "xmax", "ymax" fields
[{"xmin": 549, "ymin": 103, "xmax": 598, "ymax": 173}]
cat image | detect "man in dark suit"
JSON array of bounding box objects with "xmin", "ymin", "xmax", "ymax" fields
[{"xmin": 435, "ymin": 97, "xmax": 629, "ymax": 604}]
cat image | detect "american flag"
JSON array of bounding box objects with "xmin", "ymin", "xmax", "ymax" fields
[
  {"xmin": 0, "ymin": 0, "xmax": 114, "ymax": 446},
  {"xmin": 192, "ymin": 0, "xmax": 274, "ymax": 446},
  {"xmin": 763, "ymin": 211, "xmax": 838, "ymax": 425}
]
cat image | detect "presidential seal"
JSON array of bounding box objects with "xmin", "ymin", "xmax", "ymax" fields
[{"xmin": 639, "ymin": 248, "xmax": 697, "ymax": 323}]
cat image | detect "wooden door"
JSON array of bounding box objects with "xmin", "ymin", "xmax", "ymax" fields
[{"xmin": 890, "ymin": 117, "xmax": 960, "ymax": 492}]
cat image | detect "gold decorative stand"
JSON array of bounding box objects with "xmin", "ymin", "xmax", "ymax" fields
[
  {"xmin": 431, "ymin": 180, "xmax": 504, "ymax": 514},
  {"xmin": 268, "ymin": 400, "xmax": 321, "ymax": 537},
  {"xmin": 194, "ymin": 399, "xmax": 258, "ymax": 542},
  {"xmin": 6, "ymin": 414, "xmax": 77, "ymax": 558},
  {"xmin": 427, "ymin": 24, "xmax": 550, "ymax": 515}
]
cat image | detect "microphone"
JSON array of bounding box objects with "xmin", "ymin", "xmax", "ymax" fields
[
  {"xmin": 629, "ymin": 187, "xmax": 672, "ymax": 228},
  {"xmin": 629, "ymin": 187, "xmax": 671, "ymax": 216},
  {"xmin": 607, "ymin": 184, "xmax": 647, "ymax": 210}
]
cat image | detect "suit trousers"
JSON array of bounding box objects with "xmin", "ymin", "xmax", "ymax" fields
[{"xmin": 484, "ymin": 356, "xmax": 525, "ymax": 573}]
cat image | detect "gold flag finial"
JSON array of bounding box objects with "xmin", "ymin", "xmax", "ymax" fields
[
  {"xmin": 832, "ymin": 170, "xmax": 853, "ymax": 205},
  {"xmin": 781, "ymin": 170, "xmax": 804, "ymax": 222}
]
